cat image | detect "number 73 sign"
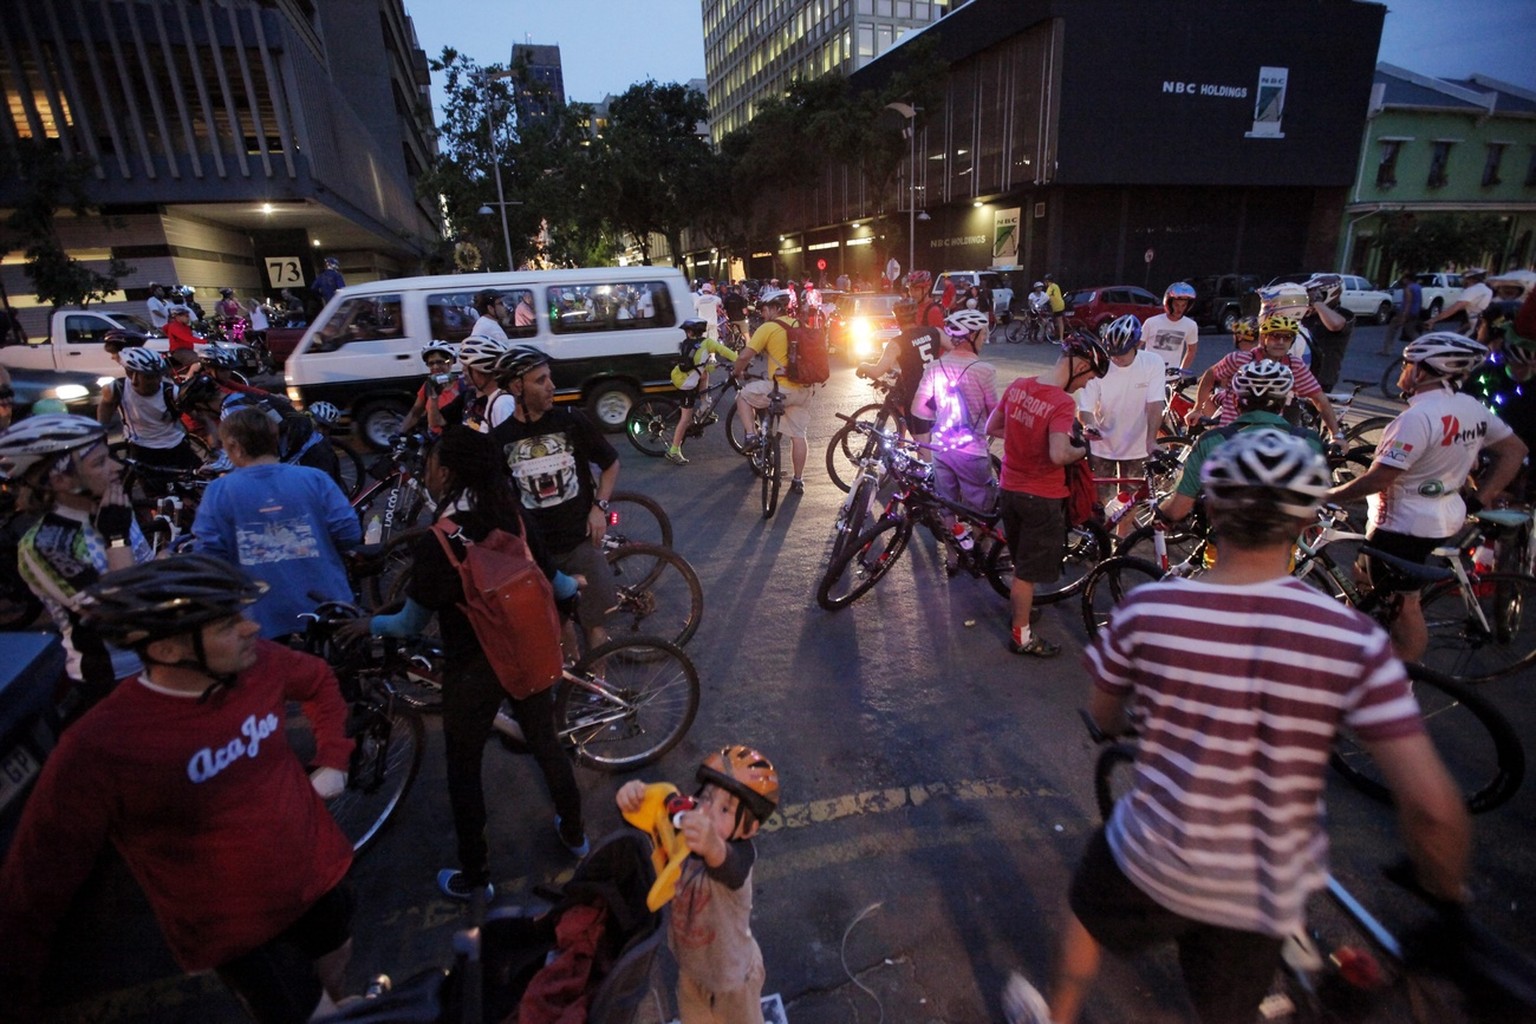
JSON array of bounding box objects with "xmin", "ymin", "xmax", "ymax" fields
[{"xmin": 264, "ymin": 256, "xmax": 305, "ymax": 288}]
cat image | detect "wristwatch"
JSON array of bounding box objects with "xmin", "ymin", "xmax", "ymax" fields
[
  {"xmin": 106, "ymin": 537, "xmax": 131, "ymax": 550},
  {"xmin": 594, "ymin": 498, "xmax": 611, "ymax": 512}
]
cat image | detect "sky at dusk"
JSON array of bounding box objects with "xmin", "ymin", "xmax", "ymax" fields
[{"xmin": 406, "ymin": 0, "xmax": 1536, "ymax": 113}]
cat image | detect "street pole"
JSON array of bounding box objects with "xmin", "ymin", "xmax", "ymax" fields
[
  {"xmin": 885, "ymin": 102, "xmax": 919, "ymax": 280},
  {"xmin": 482, "ymin": 71, "xmax": 516, "ymax": 272}
]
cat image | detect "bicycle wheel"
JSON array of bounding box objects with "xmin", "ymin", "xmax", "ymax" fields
[
  {"xmin": 999, "ymin": 318, "xmax": 1029, "ymax": 344},
  {"xmin": 606, "ymin": 490, "xmax": 673, "ymax": 549},
  {"xmin": 1346, "ymin": 414, "xmax": 1392, "ymax": 453},
  {"xmin": 355, "ymin": 477, "xmax": 432, "ymax": 544},
  {"xmin": 1114, "ymin": 522, "xmax": 1208, "ymax": 574},
  {"xmin": 1379, "ymin": 361, "xmax": 1407, "ymax": 402},
  {"xmin": 761, "ymin": 430, "xmax": 782, "ymax": 519},
  {"xmin": 330, "ymin": 439, "xmax": 365, "ymax": 500},
  {"xmin": 625, "ymin": 398, "xmax": 682, "ymax": 458},
  {"xmin": 825, "ymin": 403, "xmax": 886, "ymax": 492},
  {"xmin": 1035, "ymin": 518, "xmax": 1114, "ymax": 604},
  {"xmin": 361, "ymin": 525, "xmax": 430, "ymax": 611},
  {"xmin": 725, "ymin": 401, "xmax": 753, "ymax": 455},
  {"xmin": 981, "ymin": 529, "xmax": 1015, "ymax": 598},
  {"xmin": 829, "ymin": 475, "xmax": 880, "ymax": 566},
  {"xmin": 288, "ymin": 698, "xmax": 425, "ymax": 854},
  {"xmin": 1330, "ymin": 663, "xmax": 1524, "ymax": 813},
  {"xmin": 1081, "ymin": 556, "xmax": 1165, "ymax": 638},
  {"xmin": 556, "ymin": 637, "xmax": 700, "ymax": 771},
  {"xmin": 604, "ymin": 542, "xmax": 703, "ymax": 648},
  {"xmin": 817, "ymin": 515, "xmax": 912, "ymax": 610},
  {"xmin": 1093, "ymin": 742, "xmax": 1138, "ymax": 822},
  {"xmin": 1419, "ymin": 571, "xmax": 1536, "ymax": 684}
]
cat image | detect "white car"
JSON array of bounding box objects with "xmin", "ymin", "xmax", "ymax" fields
[{"xmin": 1266, "ymin": 273, "xmax": 1395, "ymax": 324}]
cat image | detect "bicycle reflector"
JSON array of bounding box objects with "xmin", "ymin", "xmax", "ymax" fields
[{"xmin": 607, "ymin": 509, "xmax": 620, "ymax": 527}]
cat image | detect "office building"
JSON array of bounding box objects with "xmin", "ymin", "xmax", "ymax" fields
[{"xmin": 510, "ymin": 42, "xmax": 567, "ymax": 127}]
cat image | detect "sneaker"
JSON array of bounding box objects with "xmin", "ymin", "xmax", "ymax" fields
[
  {"xmin": 556, "ymin": 816, "xmax": 590, "ymax": 859},
  {"xmin": 1002, "ymin": 972, "xmax": 1052, "ymax": 1024},
  {"xmin": 741, "ymin": 433, "xmax": 762, "ymax": 453},
  {"xmin": 789, "ymin": 478, "xmax": 805, "ymax": 494},
  {"xmin": 1007, "ymin": 634, "xmax": 1061, "ymax": 658},
  {"xmin": 665, "ymin": 447, "xmax": 689, "ymax": 465},
  {"xmin": 437, "ymin": 869, "xmax": 493, "ymax": 902}
]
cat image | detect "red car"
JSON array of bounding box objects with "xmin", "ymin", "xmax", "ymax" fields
[{"xmin": 1062, "ymin": 285, "xmax": 1163, "ymax": 335}]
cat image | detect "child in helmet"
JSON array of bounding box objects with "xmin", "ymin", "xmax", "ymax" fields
[
  {"xmin": 616, "ymin": 745, "xmax": 780, "ymax": 1024},
  {"xmin": 665, "ymin": 319, "xmax": 737, "ymax": 465}
]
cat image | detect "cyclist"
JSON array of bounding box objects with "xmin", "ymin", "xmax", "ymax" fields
[
  {"xmin": 1138, "ymin": 281, "xmax": 1199, "ymax": 371},
  {"xmin": 163, "ymin": 302, "xmax": 200, "ymax": 370},
  {"xmin": 1043, "ymin": 274, "xmax": 1067, "ymax": 342},
  {"xmin": 101, "ymin": 327, "xmax": 148, "ymax": 368},
  {"xmin": 1004, "ymin": 428, "xmax": 1471, "ymax": 1024},
  {"xmin": 1160, "ymin": 359, "xmax": 1322, "ymax": 523},
  {"xmin": 724, "ymin": 281, "xmax": 750, "ymax": 348},
  {"xmin": 693, "ymin": 282, "xmax": 724, "ymax": 341},
  {"xmin": 905, "ymin": 270, "xmax": 946, "ymax": 330},
  {"xmin": 665, "ymin": 318, "xmax": 736, "ymax": 465},
  {"xmin": 1183, "ymin": 314, "xmax": 1258, "ymax": 428},
  {"xmin": 2, "ymin": 414, "xmax": 153, "ymax": 716},
  {"xmin": 470, "ymin": 288, "xmax": 510, "ymax": 342},
  {"xmin": 447, "ymin": 334, "xmax": 514, "ymax": 432},
  {"xmin": 398, "ymin": 341, "xmax": 464, "ymax": 437},
  {"xmin": 1298, "ymin": 273, "xmax": 1354, "ymax": 391},
  {"xmin": 1192, "ymin": 313, "xmax": 1345, "ymax": 445},
  {"xmin": 731, "ymin": 288, "xmax": 819, "ymax": 493},
  {"xmin": 1077, "ymin": 314, "xmax": 1166, "ymax": 534},
  {"xmin": 97, "ymin": 347, "xmax": 204, "ymax": 474},
  {"xmin": 0, "ymin": 555, "xmax": 358, "ymax": 1024},
  {"xmin": 984, "ymin": 334, "xmax": 1108, "ymax": 657},
  {"xmin": 855, "ymin": 296, "xmax": 945, "ymax": 443},
  {"xmin": 1328, "ymin": 333, "xmax": 1527, "ymax": 662},
  {"xmin": 214, "ymin": 287, "xmax": 243, "ymax": 320},
  {"xmin": 340, "ymin": 426, "xmax": 587, "ymax": 900}
]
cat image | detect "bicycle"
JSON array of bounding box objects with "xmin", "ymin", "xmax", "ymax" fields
[
  {"xmin": 745, "ymin": 378, "xmax": 787, "ymax": 519},
  {"xmin": 624, "ymin": 371, "xmax": 748, "ymax": 459},
  {"xmin": 992, "ymin": 308, "xmax": 1030, "ymax": 345},
  {"xmin": 824, "ymin": 373, "xmax": 906, "ymax": 493},
  {"xmin": 353, "ymin": 432, "xmax": 434, "ymax": 548},
  {"xmin": 286, "ymin": 601, "xmax": 427, "ymax": 855}
]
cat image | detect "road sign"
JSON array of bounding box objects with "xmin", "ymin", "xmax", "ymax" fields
[
  {"xmin": 817, "ymin": 258, "xmax": 827, "ymax": 271},
  {"xmin": 1144, "ymin": 248, "xmax": 1155, "ymax": 265},
  {"xmin": 886, "ymin": 258, "xmax": 901, "ymax": 283}
]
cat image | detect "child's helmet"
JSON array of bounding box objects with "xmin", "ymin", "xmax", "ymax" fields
[
  {"xmin": 697, "ymin": 745, "xmax": 779, "ymax": 823},
  {"xmin": 1231, "ymin": 315, "xmax": 1259, "ymax": 344}
]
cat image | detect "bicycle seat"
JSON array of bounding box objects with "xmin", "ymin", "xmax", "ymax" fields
[
  {"xmin": 1474, "ymin": 508, "xmax": 1529, "ymax": 529},
  {"xmin": 1359, "ymin": 546, "xmax": 1454, "ymax": 585}
]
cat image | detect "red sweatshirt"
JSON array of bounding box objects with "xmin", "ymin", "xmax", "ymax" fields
[{"xmin": 0, "ymin": 641, "xmax": 353, "ymax": 998}]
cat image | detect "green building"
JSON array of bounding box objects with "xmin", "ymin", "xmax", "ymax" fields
[{"xmin": 1341, "ymin": 63, "xmax": 1536, "ymax": 282}]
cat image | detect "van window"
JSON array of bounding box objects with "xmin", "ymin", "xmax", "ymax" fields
[
  {"xmin": 546, "ymin": 281, "xmax": 676, "ymax": 334},
  {"xmin": 309, "ymin": 295, "xmax": 404, "ymax": 353},
  {"xmin": 426, "ymin": 288, "xmax": 537, "ymax": 342}
]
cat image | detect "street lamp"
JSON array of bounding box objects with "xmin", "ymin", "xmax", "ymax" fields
[
  {"xmin": 478, "ymin": 69, "xmax": 518, "ymax": 271},
  {"xmin": 885, "ymin": 101, "xmax": 919, "ymax": 279}
]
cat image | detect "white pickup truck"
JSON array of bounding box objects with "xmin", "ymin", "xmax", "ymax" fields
[
  {"xmin": 1390, "ymin": 272, "xmax": 1465, "ymax": 320},
  {"xmin": 0, "ymin": 308, "xmax": 258, "ymax": 378}
]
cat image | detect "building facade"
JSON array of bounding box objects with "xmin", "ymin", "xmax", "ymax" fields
[
  {"xmin": 701, "ymin": 0, "xmax": 970, "ymax": 142},
  {"xmin": 1339, "ymin": 64, "xmax": 1536, "ymax": 280},
  {"xmin": 510, "ymin": 43, "xmax": 567, "ymax": 127},
  {"xmin": 0, "ymin": 0, "xmax": 440, "ymax": 338},
  {"xmin": 715, "ymin": 0, "xmax": 1386, "ymax": 298}
]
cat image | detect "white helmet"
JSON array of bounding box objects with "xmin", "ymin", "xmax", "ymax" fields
[
  {"xmin": 420, "ymin": 341, "xmax": 456, "ymax": 364},
  {"xmin": 943, "ymin": 308, "xmax": 990, "ymax": 337},
  {"xmin": 1403, "ymin": 332, "xmax": 1488, "ymax": 379},
  {"xmin": 0, "ymin": 414, "xmax": 108, "ymax": 481},
  {"xmin": 308, "ymin": 401, "xmax": 342, "ymax": 426},
  {"xmin": 757, "ymin": 289, "xmax": 791, "ymax": 309},
  {"xmin": 1200, "ymin": 427, "xmax": 1331, "ymax": 520},
  {"xmin": 120, "ymin": 347, "xmax": 168, "ymax": 376},
  {"xmin": 457, "ymin": 334, "xmax": 509, "ymax": 372},
  {"xmin": 1257, "ymin": 283, "xmax": 1310, "ymax": 319},
  {"xmin": 1231, "ymin": 359, "xmax": 1294, "ymax": 403}
]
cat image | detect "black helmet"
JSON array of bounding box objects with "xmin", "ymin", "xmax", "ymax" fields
[
  {"xmin": 102, "ymin": 329, "xmax": 147, "ymax": 354},
  {"xmin": 219, "ymin": 287, "xmax": 235, "ymax": 298},
  {"xmin": 496, "ymin": 343, "xmax": 551, "ymax": 379},
  {"xmin": 175, "ymin": 374, "xmax": 223, "ymax": 412},
  {"xmin": 1062, "ymin": 331, "xmax": 1110, "ymax": 378},
  {"xmin": 681, "ymin": 318, "xmax": 708, "ymax": 335},
  {"xmin": 78, "ymin": 554, "xmax": 267, "ymax": 648}
]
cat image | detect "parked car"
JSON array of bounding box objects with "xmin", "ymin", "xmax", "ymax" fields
[
  {"xmin": 829, "ymin": 291, "xmax": 902, "ymax": 363},
  {"xmin": 0, "ymin": 308, "xmax": 263, "ymax": 377},
  {"xmin": 1183, "ymin": 274, "xmax": 1260, "ymax": 333},
  {"xmin": 1265, "ymin": 273, "xmax": 1395, "ymax": 324},
  {"xmin": 1062, "ymin": 285, "xmax": 1163, "ymax": 335},
  {"xmin": 931, "ymin": 270, "xmax": 1014, "ymax": 315}
]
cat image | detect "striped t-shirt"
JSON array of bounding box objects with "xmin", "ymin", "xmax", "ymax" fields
[{"xmin": 1084, "ymin": 575, "xmax": 1422, "ymax": 938}]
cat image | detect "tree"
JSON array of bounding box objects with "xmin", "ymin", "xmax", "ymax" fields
[
  {"xmin": 1375, "ymin": 213, "xmax": 1510, "ymax": 278},
  {"xmin": 0, "ymin": 142, "xmax": 133, "ymax": 309}
]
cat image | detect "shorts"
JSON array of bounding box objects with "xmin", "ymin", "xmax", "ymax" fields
[
  {"xmin": 548, "ymin": 538, "xmax": 619, "ymax": 632},
  {"xmin": 1069, "ymin": 828, "xmax": 1282, "ymax": 1024},
  {"xmin": 933, "ymin": 450, "xmax": 997, "ymax": 516},
  {"xmin": 216, "ymin": 883, "xmax": 354, "ymax": 1024},
  {"xmin": 1088, "ymin": 454, "xmax": 1147, "ymax": 505},
  {"xmin": 1364, "ymin": 528, "xmax": 1449, "ymax": 594},
  {"xmin": 999, "ymin": 490, "xmax": 1066, "ymax": 583},
  {"xmin": 740, "ymin": 378, "xmax": 814, "ymax": 439}
]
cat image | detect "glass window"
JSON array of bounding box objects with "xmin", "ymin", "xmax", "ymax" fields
[
  {"xmin": 876, "ymin": 23, "xmax": 894, "ymax": 52},
  {"xmin": 1375, "ymin": 140, "xmax": 1401, "ymax": 188},
  {"xmin": 1482, "ymin": 143, "xmax": 1506, "ymax": 187},
  {"xmin": 857, "ymin": 25, "xmax": 874, "ymax": 56},
  {"xmin": 426, "ymin": 288, "xmax": 536, "ymax": 342},
  {"xmin": 857, "ymin": 0, "xmax": 871, "ymax": 13},
  {"xmin": 915, "ymin": 0, "xmax": 929, "ymax": 17},
  {"xmin": 309, "ymin": 295, "xmax": 405, "ymax": 353},
  {"xmin": 1526, "ymin": 146, "xmax": 1536, "ymax": 187},
  {"xmin": 64, "ymin": 315, "xmax": 114, "ymax": 346},
  {"xmin": 896, "ymin": 0, "xmax": 912, "ymax": 16},
  {"xmin": 545, "ymin": 281, "xmax": 677, "ymax": 334},
  {"xmin": 1427, "ymin": 141, "xmax": 1453, "ymax": 188},
  {"xmin": 876, "ymin": 0, "xmax": 892, "ymax": 14}
]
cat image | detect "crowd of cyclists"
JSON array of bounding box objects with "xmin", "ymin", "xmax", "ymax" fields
[{"xmin": 0, "ymin": 254, "xmax": 1532, "ymax": 1022}]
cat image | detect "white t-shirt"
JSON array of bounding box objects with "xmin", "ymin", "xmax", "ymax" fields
[
  {"xmin": 1370, "ymin": 387, "xmax": 1514, "ymax": 537},
  {"xmin": 1139, "ymin": 314, "xmax": 1198, "ymax": 368},
  {"xmin": 1077, "ymin": 350, "xmax": 1166, "ymax": 461},
  {"xmin": 1457, "ymin": 282, "xmax": 1493, "ymax": 326},
  {"xmin": 471, "ymin": 315, "xmax": 509, "ymax": 343},
  {"xmin": 693, "ymin": 293, "xmax": 723, "ymax": 339},
  {"xmin": 146, "ymin": 296, "xmax": 170, "ymax": 329}
]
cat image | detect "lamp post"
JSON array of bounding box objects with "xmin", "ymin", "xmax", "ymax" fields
[
  {"xmin": 885, "ymin": 102, "xmax": 919, "ymax": 279},
  {"xmin": 479, "ymin": 69, "xmax": 518, "ymax": 271}
]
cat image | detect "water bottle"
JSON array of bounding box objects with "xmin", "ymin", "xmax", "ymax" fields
[
  {"xmin": 364, "ymin": 514, "xmax": 383, "ymax": 545},
  {"xmin": 1471, "ymin": 542, "xmax": 1496, "ymax": 596},
  {"xmin": 951, "ymin": 522, "xmax": 975, "ymax": 552},
  {"xmin": 1103, "ymin": 490, "xmax": 1134, "ymax": 521}
]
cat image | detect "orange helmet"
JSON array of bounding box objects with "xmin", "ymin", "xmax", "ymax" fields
[{"xmin": 697, "ymin": 745, "xmax": 779, "ymax": 823}]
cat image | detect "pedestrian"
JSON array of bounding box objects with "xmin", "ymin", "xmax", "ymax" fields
[
  {"xmin": 1299, "ymin": 274, "xmax": 1355, "ymax": 392},
  {"xmin": 984, "ymin": 333, "xmax": 1109, "ymax": 656},
  {"xmin": 341, "ymin": 426, "xmax": 588, "ymax": 900},
  {"xmin": 733, "ymin": 289, "xmax": 819, "ymax": 493},
  {"xmin": 1382, "ymin": 272, "xmax": 1422, "ymax": 352},
  {"xmin": 145, "ymin": 282, "xmax": 171, "ymax": 330},
  {"xmin": 191, "ymin": 406, "xmax": 360, "ymax": 639},
  {"xmin": 855, "ymin": 296, "xmax": 944, "ymax": 442},
  {"xmin": 471, "ymin": 289, "xmax": 511, "ymax": 342},
  {"xmin": 616, "ymin": 745, "xmax": 780, "ymax": 1024},
  {"xmin": 665, "ymin": 318, "xmax": 736, "ymax": 465},
  {"xmin": 1003, "ymin": 428, "xmax": 1472, "ymax": 1024},
  {"xmin": 1077, "ymin": 315, "xmax": 1166, "ymax": 535},
  {"xmin": 314, "ymin": 256, "xmax": 346, "ymax": 305},
  {"xmin": 494, "ymin": 344, "xmax": 621, "ymax": 653},
  {"xmin": 1328, "ymin": 333, "xmax": 1526, "ymax": 662},
  {"xmin": 694, "ymin": 281, "xmax": 724, "ymax": 342},
  {"xmin": 1139, "ymin": 282, "xmax": 1199, "ymax": 371},
  {"xmin": 1425, "ymin": 267, "xmax": 1492, "ymax": 338},
  {"xmin": 0, "ymin": 555, "xmax": 359, "ymax": 1024}
]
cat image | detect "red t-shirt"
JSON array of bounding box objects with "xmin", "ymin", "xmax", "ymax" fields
[
  {"xmin": 165, "ymin": 319, "xmax": 198, "ymax": 352},
  {"xmin": 999, "ymin": 376, "xmax": 1077, "ymax": 498}
]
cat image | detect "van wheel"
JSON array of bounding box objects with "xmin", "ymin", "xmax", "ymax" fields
[
  {"xmin": 587, "ymin": 381, "xmax": 639, "ymax": 433},
  {"xmin": 356, "ymin": 400, "xmax": 408, "ymax": 450}
]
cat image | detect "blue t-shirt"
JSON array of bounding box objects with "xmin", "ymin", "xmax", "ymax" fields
[{"xmin": 192, "ymin": 462, "xmax": 361, "ymax": 638}]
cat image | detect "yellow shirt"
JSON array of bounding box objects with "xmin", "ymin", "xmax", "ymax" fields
[
  {"xmin": 1046, "ymin": 282, "xmax": 1065, "ymax": 313},
  {"xmin": 748, "ymin": 317, "xmax": 802, "ymax": 388}
]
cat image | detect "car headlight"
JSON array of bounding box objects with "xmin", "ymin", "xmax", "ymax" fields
[
  {"xmin": 97, "ymin": 375, "xmax": 116, "ymax": 388},
  {"xmin": 51, "ymin": 384, "xmax": 90, "ymax": 401}
]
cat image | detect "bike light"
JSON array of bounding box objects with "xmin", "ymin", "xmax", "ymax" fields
[{"xmin": 608, "ymin": 510, "xmax": 620, "ymax": 527}]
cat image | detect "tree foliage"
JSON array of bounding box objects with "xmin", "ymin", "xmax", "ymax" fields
[
  {"xmin": 0, "ymin": 142, "xmax": 133, "ymax": 309},
  {"xmin": 1375, "ymin": 213, "xmax": 1510, "ymax": 277}
]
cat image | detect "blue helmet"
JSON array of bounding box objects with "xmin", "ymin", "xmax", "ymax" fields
[{"xmin": 1101, "ymin": 314, "xmax": 1143, "ymax": 356}]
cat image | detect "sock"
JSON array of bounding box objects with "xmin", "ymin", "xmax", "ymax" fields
[{"xmin": 1012, "ymin": 625, "xmax": 1031, "ymax": 646}]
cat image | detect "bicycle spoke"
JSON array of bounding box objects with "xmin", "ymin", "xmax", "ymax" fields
[
  {"xmin": 604, "ymin": 543, "xmax": 703, "ymax": 648},
  {"xmin": 1419, "ymin": 572, "xmax": 1536, "ymax": 683},
  {"xmin": 557, "ymin": 639, "xmax": 700, "ymax": 771}
]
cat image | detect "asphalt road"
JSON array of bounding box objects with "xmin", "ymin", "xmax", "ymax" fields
[{"xmin": 43, "ymin": 325, "xmax": 1536, "ymax": 1024}]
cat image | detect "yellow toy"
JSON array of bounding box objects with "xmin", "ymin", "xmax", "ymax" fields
[{"xmin": 619, "ymin": 781, "xmax": 694, "ymax": 911}]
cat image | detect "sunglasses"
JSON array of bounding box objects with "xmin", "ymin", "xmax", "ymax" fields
[{"xmin": 425, "ymin": 359, "xmax": 451, "ymax": 368}]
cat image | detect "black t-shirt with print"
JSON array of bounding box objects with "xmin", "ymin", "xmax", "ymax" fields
[{"xmin": 492, "ymin": 407, "xmax": 618, "ymax": 552}]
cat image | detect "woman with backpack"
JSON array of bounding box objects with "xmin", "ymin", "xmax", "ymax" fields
[{"xmin": 340, "ymin": 426, "xmax": 588, "ymax": 900}]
